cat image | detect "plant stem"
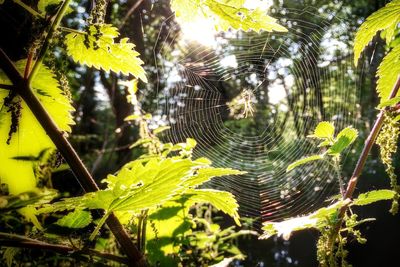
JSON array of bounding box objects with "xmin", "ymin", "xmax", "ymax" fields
[
  {"xmin": 343, "ymin": 75, "xmax": 400, "ymax": 200},
  {"xmin": 0, "ymin": 49, "xmax": 146, "ymax": 267},
  {"xmin": 13, "ymin": 0, "xmax": 45, "ymax": 19},
  {"xmin": 0, "ymin": 84, "xmax": 15, "ymax": 90},
  {"xmin": 0, "ymin": 233, "xmax": 128, "ymax": 264},
  {"xmin": 28, "ymin": 0, "xmax": 71, "ymax": 85},
  {"xmin": 90, "ymin": 212, "xmax": 111, "ymax": 241},
  {"xmin": 59, "ymin": 26, "xmax": 86, "ymax": 35},
  {"xmin": 329, "ymin": 75, "xmax": 400, "ymax": 252}
]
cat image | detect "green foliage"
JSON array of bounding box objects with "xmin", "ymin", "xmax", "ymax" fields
[
  {"xmin": 352, "ymin": 189, "xmax": 397, "ymax": 206},
  {"xmin": 65, "ymin": 24, "xmax": 147, "ymax": 82},
  {"xmin": 376, "ymin": 45, "xmax": 400, "ymax": 101},
  {"xmin": 328, "ymin": 127, "xmax": 358, "ymax": 157},
  {"xmin": 308, "ymin": 121, "xmax": 335, "ymax": 139},
  {"xmin": 353, "ymin": 0, "xmax": 400, "ymax": 66},
  {"xmin": 38, "ymin": 0, "xmax": 72, "ymax": 15},
  {"xmin": 56, "ymin": 210, "xmax": 92, "ymax": 229},
  {"xmin": 146, "ymin": 198, "xmax": 254, "ymax": 266},
  {"xmin": 0, "ymin": 61, "xmax": 74, "ymax": 194},
  {"xmin": 184, "ymin": 189, "xmax": 240, "ymax": 225},
  {"xmin": 2, "ymin": 247, "xmax": 19, "ymax": 267},
  {"xmin": 0, "ymin": 189, "xmax": 56, "ymax": 211},
  {"xmin": 36, "ymin": 139, "xmax": 244, "ymax": 240},
  {"xmin": 171, "ymin": 0, "xmax": 287, "ymax": 32},
  {"xmin": 287, "ymin": 122, "xmax": 358, "ymax": 172},
  {"xmin": 260, "ymin": 201, "xmax": 345, "ymax": 240},
  {"xmin": 354, "ymin": 0, "xmax": 400, "ymax": 103},
  {"xmin": 377, "ymin": 96, "xmax": 400, "ymax": 109},
  {"xmin": 286, "ymin": 154, "xmax": 324, "ymax": 172}
]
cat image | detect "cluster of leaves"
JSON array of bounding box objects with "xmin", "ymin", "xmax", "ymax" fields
[
  {"xmin": 354, "ymin": 0, "xmax": 400, "ymax": 214},
  {"xmin": 171, "ymin": 0, "xmax": 287, "ymax": 32},
  {"xmin": 35, "ymin": 137, "xmax": 244, "ymax": 238},
  {"xmin": 262, "ymin": 121, "xmax": 398, "ymax": 267},
  {"xmin": 354, "ymin": 0, "xmax": 400, "ymax": 104},
  {"xmin": 261, "ymin": 190, "xmax": 396, "ymax": 267},
  {"xmin": 287, "ymin": 121, "xmax": 358, "ymax": 172}
]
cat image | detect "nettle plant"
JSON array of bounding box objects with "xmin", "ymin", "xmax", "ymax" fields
[
  {"xmin": 0, "ymin": 0, "xmax": 285, "ymax": 266},
  {"xmin": 260, "ymin": 1, "xmax": 400, "ymax": 267}
]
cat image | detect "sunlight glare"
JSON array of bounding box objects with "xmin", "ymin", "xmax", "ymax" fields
[{"xmin": 180, "ymin": 18, "xmax": 217, "ymax": 47}]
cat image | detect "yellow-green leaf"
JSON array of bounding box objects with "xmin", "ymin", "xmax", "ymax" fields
[
  {"xmin": 308, "ymin": 121, "xmax": 335, "ymax": 139},
  {"xmin": 65, "ymin": 24, "xmax": 147, "ymax": 82},
  {"xmin": 185, "ymin": 188, "xmax": 241, "ymax": 226},
  {"xmin": 0, "ymin": 60, "xmax": 74, "ymax": 194},
  {"xmin": 353, "ymin": 190, "xmax": 396, "ymax": 206},
  {"xmin": 56, "ymin": 210, "xmax": 92, "ymax": 228},
  {"xmin": 171, "ymin": 0, "xmax": 287, "ymax": 33},
  {"xmin": 376, "ymin": 45, "xmax": 400, "ymax": 102},
  {"xmin": 354, "ymin": 0, "xmax": 400, "ymax": 66},
  {"xmin": 328, "ymin": 127, "xmax": 358, "ymax": 156},
  {"xmin": 286, "ymin": 154, "xmax": 324, "ymax": 172}
]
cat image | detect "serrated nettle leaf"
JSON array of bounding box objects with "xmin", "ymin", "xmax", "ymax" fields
[
  {"xmin": 171, "ymin": 0, "xmax": 287, "ymax": 33},
  {"xmin": 286, "ymin": 154, "xmax": 324, "ymax": 172},
  {"xmin": 328, "ymin": 127, "xmax": 358, "ymax": 156},
  {"xmin": 260, "ymin": 201, "xmax": 344, "ymax": 240},
  {"xmin": 308, "ymin": 121, "xmax": 335, "ymax": 139},
  {"xmin": 56, "ymin": 209, "xmax": 92, "ymax": 229},
  {"xmin": 184, "ymin": 188, "xmax": 241, "ymax": 226},
  {"xmin": 353, "ymin": 0, "xmax": 400, "ymax": 66},
  {"xmin": 183, "ymin": 167, "xmax": 246, "ymax": 188},
  {"xmin": 0, "ymin": 60, "xmax": 74, "ymax": 194},
  {"xmin": 261, "ymin": 216, "xmax": 318, "ymax": 240},
  {"xmin": 376, "ymin": 45, "xmax": 400, "ymax": 102},
  {"xmin": 65, "ymin": 24, "xmax": 147, "ymax": 82},
  {"xmin": 353, "ymin": 190, "xmax": 396, "ymax": 206},
  {"xmin": 378, "ymin": 96, "xmax": 400, "ymax": 109}
]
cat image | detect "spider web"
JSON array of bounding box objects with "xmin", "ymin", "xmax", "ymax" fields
[{"xmin": 150, "ymin": 7, "xmax": 362, "ymax": 224}]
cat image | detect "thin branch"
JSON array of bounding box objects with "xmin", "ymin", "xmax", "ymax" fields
[
  {"xmin": 59, "ymin": 26, "xmax": 86, "ymax": 35},
  {"xmin": 329, "ymin": 75, "xmax": 400, "ymax": 248},
  {"xmin": 0, "ymin": 233, "xmax": 128, "ymax": 265},
  {"xmin": 0, "ymin": 84, "xmax": 15, "ymax": 90},
  {"xmin": 344, "ymin": 75, "xmax": 400, "ymax": 200},
  {"xmin": 0, "ymin": 49, "xmax": 146, "ymax": 267},
  {"xmin": 12, "ymin": 0, "xmax": 45, "ymax": 19},
  {"xmin": 28, "ymin": 0, "xmax": 72, "ymax": 85},
  {"xmin": 119, "ymin": 0, "xmax": 145, "ymax": 30}
]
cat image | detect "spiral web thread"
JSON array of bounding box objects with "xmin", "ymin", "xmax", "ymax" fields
[{"xmin": 151, "ymin": 7, "xmax": 361, "ymax": 224}]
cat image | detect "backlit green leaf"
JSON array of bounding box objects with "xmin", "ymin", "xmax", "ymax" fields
[
  {"xmin": 353, "ymin": 0, "xmax": 400, "ymax": 66},
  {"xmin": 65, "ymin": 24, "xmax": 147, "ymax": 82},
  {"xmin": 376, "ymin": 45, "xmax": 400, "ymax": 102},
  {"xmin": 308, "ymin": 121, "xmax": 335, "ymax": 139},
  {"xmin": 260, "ymin": 201, "xmax": 344, "ymax": 240},
  {"xmin": 328, "ymin": 127, "xmax": 358, "ymax": 156},
  {"xmin": 353, "ymin": 190, "xmax": 396, "ymax": 206},
  {"xmin": 286, "ymin": 154, "xmax": 324, "ymax": 172},
  {"xmin": 378, "ymin": 96, "xmax": 400, "ymax": 109},
  {"xmin": 171, "ymin": 0, "xmax": 287, "ymax": 33},
  {"xmin": 56, "ymin": 209, "xmax": 92, "ymax": 228},
  {"xmin": 0, "ymin": 60, "xmax": 74, "ymax": 194}
]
